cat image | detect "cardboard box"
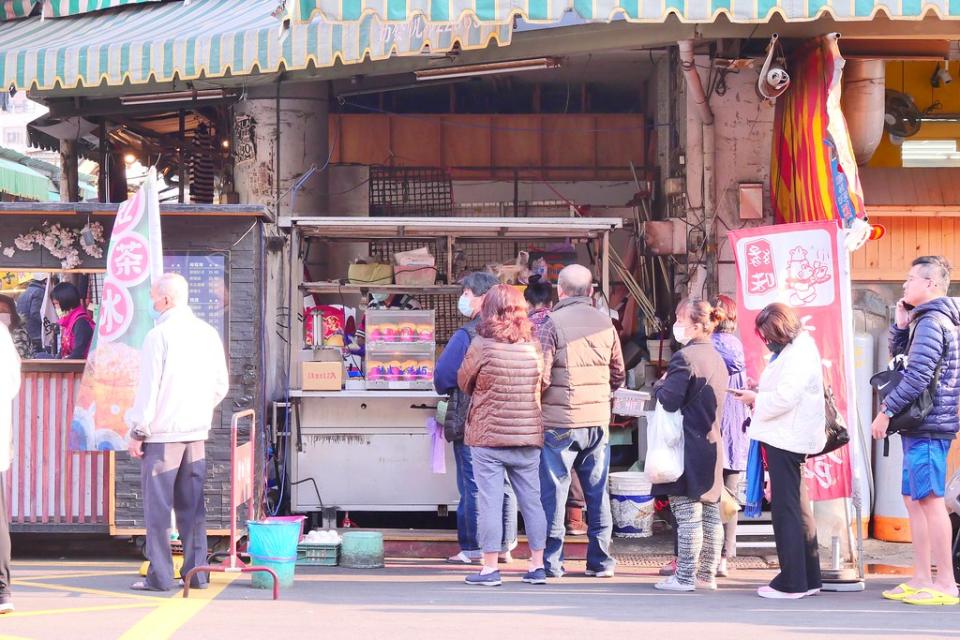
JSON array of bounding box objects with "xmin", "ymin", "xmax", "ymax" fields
[{"xmin": 302, "ymin": 361, "xmax": 343, "ymax": 391}]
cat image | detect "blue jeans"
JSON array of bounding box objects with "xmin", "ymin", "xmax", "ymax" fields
[
  {"xmin": 453, "ymin": 440, "xmax": 518, "ymax": 553},
  {"xmin": 539, "ymin": 426, "xmax": 614, "ymax": 576}
]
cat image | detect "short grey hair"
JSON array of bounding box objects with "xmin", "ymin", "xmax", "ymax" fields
[
  {"xmin": 558, "ymin": 264, "xmax": 593, "ymax": 297},
  {"xmin": 913, "ymin": 255, "xmax": 951, "ymax": 293},
  {"xmin": 461, "ymin": 271, "xmax": 499, "ymax": 296},
  {"xmin": 155, "ymin": 272, "xmax": 189, "ymax": 306}
]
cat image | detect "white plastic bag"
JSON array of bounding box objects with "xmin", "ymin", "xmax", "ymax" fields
[{"xmin": 644, "ymin": 401, "xmax": 684, "ymax": 484}]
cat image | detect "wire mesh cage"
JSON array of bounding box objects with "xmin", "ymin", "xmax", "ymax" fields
[{"xmin": 368, "ymin": 166, "xmax": 453, "ymax": 218}]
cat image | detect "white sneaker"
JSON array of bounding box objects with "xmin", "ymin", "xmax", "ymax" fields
[
  {"xmin": 696, "ymin": 578, "xmax": 718, "ymax": 591},
  {"xmin": 757, "ymin": 585, "xmax": 807, "ymax": 599},
  {"xmin": 716, "ymin": 558, "xmax": 729, "ymax": 577},
  {"xmin": 446, "ymin": 551, "xmax": 476, "ymax": 564},
  {"xmin": 584, "ymin": 568, "xmax": 615, "ymax": 578},
  {"xmin": 805, "ymin": 588, "xmax": 821, "ymax": 596},
  {"xmin": 0, "ymin": 601, "xmax": 14, "ymax": 614},
  {"xmin": 654, "ymin": 575, "xmax": 695, "ymax": 592}
]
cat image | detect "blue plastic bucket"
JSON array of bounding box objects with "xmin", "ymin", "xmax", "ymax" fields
[
  {"xmin": 609, "ymin": 472, "xmax": 654, "ymax": 538},
  {"xmin": 247, "ymin": 520, "xmax": 302, "ymax": 588}
]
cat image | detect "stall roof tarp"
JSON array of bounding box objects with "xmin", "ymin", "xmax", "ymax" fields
[
  {"xmin": 43, "ymin": 0, "xmax": 162, "ymax": 19},
  {"xmin": 0, "ymin": 0, "xmax": 512, "ymax": 91},
  {"xmin": 0, "ymin": 157, "xmax": 55, "ymax": 201},
  {"xmin": 291, "ymin": 0, "xmax": 960, "ymax": 24},
  {"xmin": 0, "ymin": 0, "xmax": 37, "ymax": 21}
]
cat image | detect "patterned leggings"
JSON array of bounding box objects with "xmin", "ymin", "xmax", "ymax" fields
[{"xmin": 669, "ymin": 496, "xmax": 723, "ymax": 586}]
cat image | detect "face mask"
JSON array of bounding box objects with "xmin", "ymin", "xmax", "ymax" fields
[
  {"xmin": 457, "ymin": 294, "xmax": 474, "ymax": 318},
  {"xmin": 148, "ymin": 304, "xmax": 163, "ymax": 321},
  {"xmin": 0, "ymin": 313, "xmax": 10, "ymax": 327},
  {"xmin": 672, "ymin": 323, "xmax": 691, "ymax": 345},
  {"xmin": 766, "ymin": 341, "xmax": 785, "ymax": 355}
]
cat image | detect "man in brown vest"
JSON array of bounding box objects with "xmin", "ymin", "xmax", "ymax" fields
[{"xmin": 539, "ymin": 264, "xmax": 625, "ymax": 578}]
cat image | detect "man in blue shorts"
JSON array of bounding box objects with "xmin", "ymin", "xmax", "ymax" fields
[{"xmin": 872, "ymin": 256, "xmax": 960, "ymax": 606}]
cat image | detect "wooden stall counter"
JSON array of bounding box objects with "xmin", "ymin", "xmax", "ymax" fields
[{"xmin": 11, "ymin": 359, "xmax": 112, "ymax": 532}]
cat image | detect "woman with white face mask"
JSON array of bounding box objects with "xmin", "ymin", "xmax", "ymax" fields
[
  {"xmin": 652, "ymin": 298, "xmax": 729, "ymax": 592},
  {"xmin": 0, "ymin": 295, "xmax": 32, "ymax": 359}
]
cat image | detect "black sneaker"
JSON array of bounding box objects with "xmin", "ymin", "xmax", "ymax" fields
[
  {"xmin": 464, "ymin": 571, "xmax": 502, "ymax": 587},
  {"xmin": 522, "ymin": 568, "xmax": 547, "ymax": 585}
]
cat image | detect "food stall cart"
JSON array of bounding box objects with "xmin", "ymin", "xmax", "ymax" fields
[{"xmin": 282, "ymin": 216, "xmax": 623, "ymax": 518}]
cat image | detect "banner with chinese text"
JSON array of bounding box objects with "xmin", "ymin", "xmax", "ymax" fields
[
  {"xmin": 70, "ymin": 170, "xmax": 163, "ymax": 451},
  {"xmin": 729, "ymin": 221, "xmax": 854, "ymax": 501}
]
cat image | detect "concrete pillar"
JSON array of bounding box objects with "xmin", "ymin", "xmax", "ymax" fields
[{"xmin": 232, "ymin": 81, "xmax": 331, "ymax": 404}]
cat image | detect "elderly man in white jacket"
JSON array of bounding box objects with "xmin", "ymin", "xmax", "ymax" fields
[
  {"xmin": 127, "ymin": 273, "xmax": 229, "ymax": 592},
  {"xmin": 0, "ymin": 323, "xmax": 20, "ymax": 613}
]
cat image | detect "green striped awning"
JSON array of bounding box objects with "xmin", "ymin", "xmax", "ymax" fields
[
  {"xmin": 0, "ymin": 157, "xmax": 55, "ymax": 201},
  {"xmin": 292, "ymin": 0, "xmax": 960, "ymax": 23},
  {"xmin": 0, "ymin": 0, "xmax": 512, "ymax": 91},
  {"xmin": 43, "ymin": 0, "xmax": 162, "ymax": 19},
  {"xmin": 0, "ymin": 0, "xmax": 37, "ymax": 21}
]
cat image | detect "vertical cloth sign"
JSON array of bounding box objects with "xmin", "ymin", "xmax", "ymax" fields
[
  {"xmin": 771, "ymin": 34, "xmax": 866, "ymax": 229},
  {"xmin": 729, "ymin": 221, "xmax": 854, "ymax": 501},
  {"xmin": 70, "ymin": 169, "xmax": 164, "ymax": 451}
]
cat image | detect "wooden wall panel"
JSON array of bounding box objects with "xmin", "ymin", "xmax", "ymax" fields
[
  {"xmin": 390, "ymin": 116, "xmax": 444, "ymax": 166},
  {"xmin": 543, "ymin": 115, "xmax": 595, "ymax": 180},
  {"xmin": 442, "ymin": 116, "xmax": 491, "ymax": 179},
  {"xmin": 329, "ymin": 113, "xmax": 647, "ymax": 180},
  {"xmin": 492, "ymin": 115, "xmax": 542, "ymax": 179},
  {"xmin": 337, "ymin": 114, "xmax": 391, "ymax": 166},
  {"xmin": 596, "ymin": 114, "xmax": 647, "ymax": 180},
  {"xmin": 852, "ymin": 215, "xmax": 960, "ymax": 281}
]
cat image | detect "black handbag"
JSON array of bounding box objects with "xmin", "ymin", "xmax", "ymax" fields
[{"xmin": 814, "ymin": 383, "xmax": 849, "ymax": 457}]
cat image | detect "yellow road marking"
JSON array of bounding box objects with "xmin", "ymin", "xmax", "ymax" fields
[
  {"xmin": 15, "ymin": 561, "xmax": 137, "ymax": 568},
  {"xmin": 118, "ymin": 574, "xmax": 238, "ymax": 640},
  {"xmin": 11, "ymin": 579, "xmax": 166, "ymax": 601},
  {"xmin": 13, "ymin": 570, "xmax": 133, "ymax": 580},
  {"xmin": 0, "ymin": 602, "xmax": 159, "ymax": 619}
]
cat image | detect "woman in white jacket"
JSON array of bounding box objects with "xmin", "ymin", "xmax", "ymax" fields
[
  {"xmin": 731, "ymin": 303, "xmax": 825, "ymax": 600},
  {"xmin": 0, "ymin": 323, "xmax": 20, "ymax": 613}
]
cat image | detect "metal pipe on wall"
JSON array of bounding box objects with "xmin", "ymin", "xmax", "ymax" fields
[
  {"xmin": 841, "ymin": 59, "xmax": 886, "ymax": 166},
  {"xmin": 678, "ymin": 40, "xmax": 717, "ymax": 299}
]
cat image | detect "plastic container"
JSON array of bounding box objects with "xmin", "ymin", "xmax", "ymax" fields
[
  {"xmin": 247, "ymin": 519, "xmax": 302, "ymax": 589},
  {"xmin": 366, "ymin": 343, "xmax": 435, "ymax": 390},
  {"xmin": 263, "ymin": 515, "xmax": 307, "ymax": 541},
  {"xmin": 297, "ymin": 543, "xmax": 340, "ymax": 566},
  {"xmin": 609, "ymin": 472, "xmax": 654, "ymax": 538},
  {"xmin": 340, "ymin": 531, "xmax": 385, "ymax": 568},
  {"xmin": 366, "ymin": 310, "xmax": 436, "ymax": 345}
]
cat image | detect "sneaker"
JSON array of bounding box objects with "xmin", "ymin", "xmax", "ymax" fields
[
  {"xmin": 716, "ymin": 558, "xmax": 729, "ymax": 577},
  {"xmin": 465, "ymin": 570, "xmax": 502, "ymax": 587},
  {"xmin": 805, "ymin": 588, "xmax": 821, "ymax": 596},
  {"xmin": 757, "ymin": 585, "xmax": 807, "ymax": 599},
  {"xmin": 696, "ymin": 578, "xmax": 718, "ymax": 591},
  {"xmin": 658, "ymin": 559, "xmax": 677, "ymax": 576},
  {"xmin": 522, "ymin": 568, "xmax": 547, "ymax": 585},
  {"xmin": 0, "ymin": 601, "xmax": 13, "ymax": 615},
  {"xmin": 447, "ymin": 551, "xmax": 478, "ymax": 565},
  {"xmin": 584, "ymin": 568, "xmax": 615, "ymax": 578},
  {"xmin": 654, "ymin": 575, "xmax": 695, "ymax": 592}
]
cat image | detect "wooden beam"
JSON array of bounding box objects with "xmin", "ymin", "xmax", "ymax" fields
[{"xmin": 59, "ymin": 139, "xmax": 79, "ymax": 203}]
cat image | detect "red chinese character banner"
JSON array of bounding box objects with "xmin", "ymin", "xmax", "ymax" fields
[
  {"xmin": 70, "ymin": 170, "xmax": 164, "ymax": 451},
  {"xmin": 729, "ymin": 221, "xmax": 854, "ymax": 501}
]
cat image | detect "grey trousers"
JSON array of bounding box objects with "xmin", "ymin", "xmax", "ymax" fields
[
  {"xmin": 472, "ymin": 446, "xmax": 547, "ymax": 554},
  {"xmin": 141, "ymin": 441, "xmax": 208, "ymax": 590}
]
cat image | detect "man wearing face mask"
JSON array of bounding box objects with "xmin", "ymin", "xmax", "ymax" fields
[
  {"xmin": 435, "ymin": 272, "xmax": 518, "ymax": 564},
  {"xmin": 538, "ymin": 264, "xmax": 625, "ymax": 578},
  {"xmin": 126, "ymin": 273, "xmax": 229, "ymax": 592}
]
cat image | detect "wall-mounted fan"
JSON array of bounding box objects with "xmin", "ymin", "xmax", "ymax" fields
[{"xmin": 884, "ymin": 90, "xmax": 922, "ymax": 140}]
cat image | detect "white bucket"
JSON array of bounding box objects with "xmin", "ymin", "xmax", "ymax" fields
[{"xmin": 609, "ymin": 471, "xmax": 654, "ymax": 538}]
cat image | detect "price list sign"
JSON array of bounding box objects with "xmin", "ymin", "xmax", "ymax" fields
[{"xmin": 163, "ymin": 251, "xmax": 229, "ymax": 343}]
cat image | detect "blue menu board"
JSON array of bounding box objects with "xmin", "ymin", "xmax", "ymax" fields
[{"xmin": 162, "ymin": 251, "xmax": 228, "ymax": 343}]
